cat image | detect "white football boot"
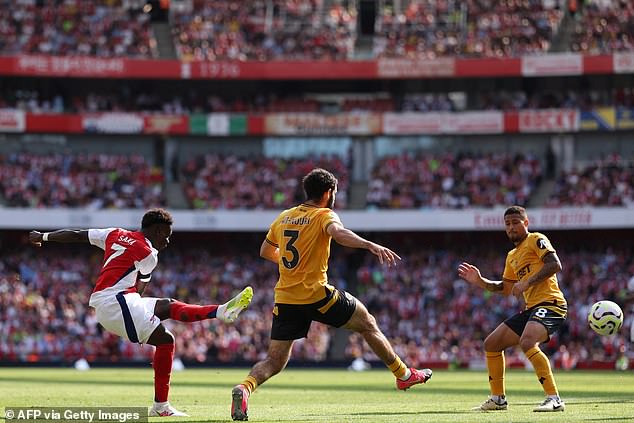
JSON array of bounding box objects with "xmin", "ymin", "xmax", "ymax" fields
[
  {"xmin": 149, "ymin": 401, "xmax": 189, "ymax": 417},
  {"xmin": 533, "ymin": 396, "xmax": 565, "ymax": 412}
]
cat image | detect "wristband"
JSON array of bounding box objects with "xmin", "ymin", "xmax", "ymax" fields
[{"xmin": 42, "ymin": 233, "xmax": 49, "ymax": 242}]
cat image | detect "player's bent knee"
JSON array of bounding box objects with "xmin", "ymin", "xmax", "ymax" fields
[
  {"xmin": 153, "ymin": 298, "xmax": 172, "ymax": 320},
  {"xmin": 483, "ymin": 336, "xmax": 503, "ymax": 352},
  {"xmin": 147, "ymin": 324, "xmax": 174, "ymax": 346},
  {"xmin": 519, "ymin": 338, "xmax": 538, "ymax": 352}
]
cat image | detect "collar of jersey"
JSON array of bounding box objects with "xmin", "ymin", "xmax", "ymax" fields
[{"xmin": 144, "ymin": 236, "xmax": 157, "ymax": 252}]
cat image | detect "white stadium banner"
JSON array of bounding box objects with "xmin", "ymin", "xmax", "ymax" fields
[
  {"xmin": 383, "ymin": 111, "xmax": 503, "ymax": 135},
  {"xmin": 522, "ymin": 53, "xmax": 583, "ymax": 76},
  {"xmin": 447, "ymin": 111, "xmax": 504, "ymax": 134},
  {"xmin": 83, "ymin": 112, "xmax": 144, "ymax": 133},
  {"xmin": 207, "ymin": 113, "xmax": 230, "ymax": 135},
  {"xmin": 5, "ymin": 208, "xmax": 634, "ymax": 231},
  {"xmin": 377, "ymin": 57, "xmax": 455, "ymax": 78},
  {"xmin": 614, "ymin": 52, "xmax": 634, "ymax": 74},
  {"xmin": 0, "ymin": 109, "xmax": 26, "ymax": 132}
]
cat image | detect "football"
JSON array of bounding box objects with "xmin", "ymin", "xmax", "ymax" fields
[{"xmin": 587, "ymin": 300, "xmax": 623, "ymax": 336}]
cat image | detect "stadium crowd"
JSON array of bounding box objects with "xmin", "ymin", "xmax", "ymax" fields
[
  {"xmin": 545, "ymin": 155, "xmax": 634, "ymax": 207},
  {"xmin": 0, "ymin": 153, "xmax": 165, "ymax": 209},
  {"xmin": 366, "ymin": 152, "xmax": 543, "ymax": 209},
  {"xmin": 181, "ymin": 154, "xmax": 349, "ymax": 209},
  {"xmin": 373, "ymin": 0, "xmax": 564, "ymax": 58},
  {"xmin": 1, "ymin": 242, "xmax": 630, "ymax": 366},
  {"xmin": 171, "ymin": 0, "xmax": 355, "ymax": 61},
  {"xmin": 0, "ymin": 0, "xmax": 631, "ymax": 60},
  {"xmin": 0, "ymin": 0, "xmax": 156, "ymax": 57},
  {"xmin": 2, "ymin": 151, "xmax": 633, "ymax": 210},
  {"xmin": 569, "ymin": 0, "xmax": 634, "ymax": 53}
]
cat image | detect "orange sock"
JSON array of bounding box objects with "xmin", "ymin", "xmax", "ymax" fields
[
  {"xmin": 241, "ymin": 376, "xmax": 258, "ymax": 394},
  {"xmin": 526, "ymin": 346, "xmax": 558, "ymax": 396},
  {"xmin": 388, "ymin": 356, "xmax": 408, "ymax": 379},
  {"xmin": 486, "ymin": 351, "xmax": 505, "ymax": 396}
]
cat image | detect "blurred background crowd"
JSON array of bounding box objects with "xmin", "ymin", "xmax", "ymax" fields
[
  {"xmin": 1, "ymin": 233, "xmax": 631, "ymax": 367},
  {"xmin": 0, "ymin": 0, "xmax": 632, "ymax": 371}
]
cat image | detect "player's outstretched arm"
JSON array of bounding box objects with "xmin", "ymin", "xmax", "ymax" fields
[
  {"xmin": 29, "ymin": 229, "xmax": 90, "ymax": 247},
  {"xmin": 457, "ymin": 262, "xmax": 505, "ymax": 293},
  {"xmin": 327, "ymin": 222, "xmax": 401, "ymax": 267}
]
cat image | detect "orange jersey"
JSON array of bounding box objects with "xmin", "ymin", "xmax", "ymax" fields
[
  {"xmin": 265, "ymin": 203, "xmax": 341, "ymax": 304},
  {"xmin": 503, "ymin": 232, "xmax": 567, "ymax": 309}
]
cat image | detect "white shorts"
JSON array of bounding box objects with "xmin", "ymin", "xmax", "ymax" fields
[{"xmin": 93, "ymin": 293, "xmax": 161, "ymax": 344}]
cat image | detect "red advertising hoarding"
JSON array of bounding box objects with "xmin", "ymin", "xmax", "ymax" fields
[{"xmin": 0, "ymin": 54, "xmax": 621, "ymax": 80}]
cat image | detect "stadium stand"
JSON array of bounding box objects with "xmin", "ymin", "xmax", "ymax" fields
[
  {"xmin": 180, "ymin": 154, "xmax": 349, "ymax": 209},
  {"xmin": 373, "ymin": 0, "xmax": 564, "ymax": 58},
  {"xmin": 0, "ymin": 153, "xmax": 165, "ymax": 208},
  {"xmin": 545, "ymin": 155, "xmax": 634, "ymax": 207},
  {"xmin": 0, "ymin": 0, "xmax": 157, "ymax": 57},
  {"xmin": 366, "ymin": 152, "xmax": 542, "ymax": 209},
  {"xmin": 4, "ymin": 83, "xmax": 634, "ymax": 114},
  {"xmin": 171, "ymin": 0, "xmax": 356, "ymax": 61},
  {"xmin": 570, "ymin": 0, "xmax": 634, "ymax": 53}
]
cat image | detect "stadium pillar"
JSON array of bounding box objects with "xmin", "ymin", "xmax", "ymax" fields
[{"xmin": 359, "ymin": 0, "xmax": 376, "ymax": 36}]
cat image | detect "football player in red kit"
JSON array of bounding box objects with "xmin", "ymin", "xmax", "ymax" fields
[{"xmin": 29, "ymin": 208, "xmax": 253, "ymax": 417}]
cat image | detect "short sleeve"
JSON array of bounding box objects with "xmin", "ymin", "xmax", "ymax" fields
[
  {"xmin": 135, "ymin": 248, "xmax": 158, "ymax": 276},
  {"xmin": 531, "ymin": 233, "xmax": 556, "ymax": 259},
  {"xmin": 502, "ymin": 254, "xmax": 518, "ymax": 282},
  {"xmin": 265, "ymin": 218, "xmax": 280, "ymax": 248},
  {"xmin": 88, "ymin": 228, "xmax": 116, "ymax": 250},
  {"xmin": 321, "ymin": 210, "xmax": 342, "ymax": 233}
]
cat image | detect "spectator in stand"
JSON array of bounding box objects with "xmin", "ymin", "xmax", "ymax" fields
[
  {"xmin": 374, "ymin": 0, "xmax": 564, "ymax": 59},
  {"xmin": 171, "ymin": 0, "xmax": 355, "ymax": 61},
  {"xmin": 545, "ymin": 155, "xmax": 634, "ymax": 207},
  {"xmin": 570, "ymin": 0, "xmax": 634, "ymax": 53},
  {"xmin": 367, "ymin": 152, "xmax": 542, "ymax": 209},
  {"xmin": 0, "ymin": 0, "xmax": 157, "ymax": 57},
  {"xmin": 0, "ymin": 153, "xmax": 165, "ymax": 209},
  {"xmin": 181, "ymin": 154, "xmax": 349, "ymax": 209}
]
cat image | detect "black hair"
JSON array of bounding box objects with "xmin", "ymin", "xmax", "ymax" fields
[
  {"xmin": 302, "ymin": 168, "xmax": 338, "ymax": 201},
  {"xmin": 504, "ymin": 205, "xmax": 527, "ymax": 219},
  {"xmin": 141, "ymin": 208, "xmax": 173, "ymax": 228}
]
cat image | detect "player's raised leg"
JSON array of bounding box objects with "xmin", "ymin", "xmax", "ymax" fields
[
  {"xmin": 153, "ymin": 286, "xmax": 253, "ymax": 323},
  {"xmin": 218, "ymin": 286, "xmax": 254, "ymax": 323},
  {"xmin": 232, "ymin": 340, "xmax": 294, "ymax": 421},
  {"xmin": 343, "ymin": 299, "xmax": 432, "ymax": 390},
  {"xmin": 146, "ymin": 325, "xmax": 189, "ymax": 417}
]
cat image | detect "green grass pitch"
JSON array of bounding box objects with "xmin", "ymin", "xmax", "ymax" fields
[{"xmin": 1, "ymin": 368, "xmax": 633, "ymax": 422}]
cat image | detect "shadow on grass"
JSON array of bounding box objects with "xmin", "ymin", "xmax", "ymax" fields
[
  {"xmin": 1, "ymin": 375, "xmax": 634, "ymax": 401},
  {"xmin": 325, "ymin": 411, "xmax": 475, "ymax": 416}
]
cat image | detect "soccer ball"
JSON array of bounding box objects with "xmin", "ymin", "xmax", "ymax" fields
[{"xmin": 587, "ymin": 301, "xmax": 623, "ymax": 336}]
